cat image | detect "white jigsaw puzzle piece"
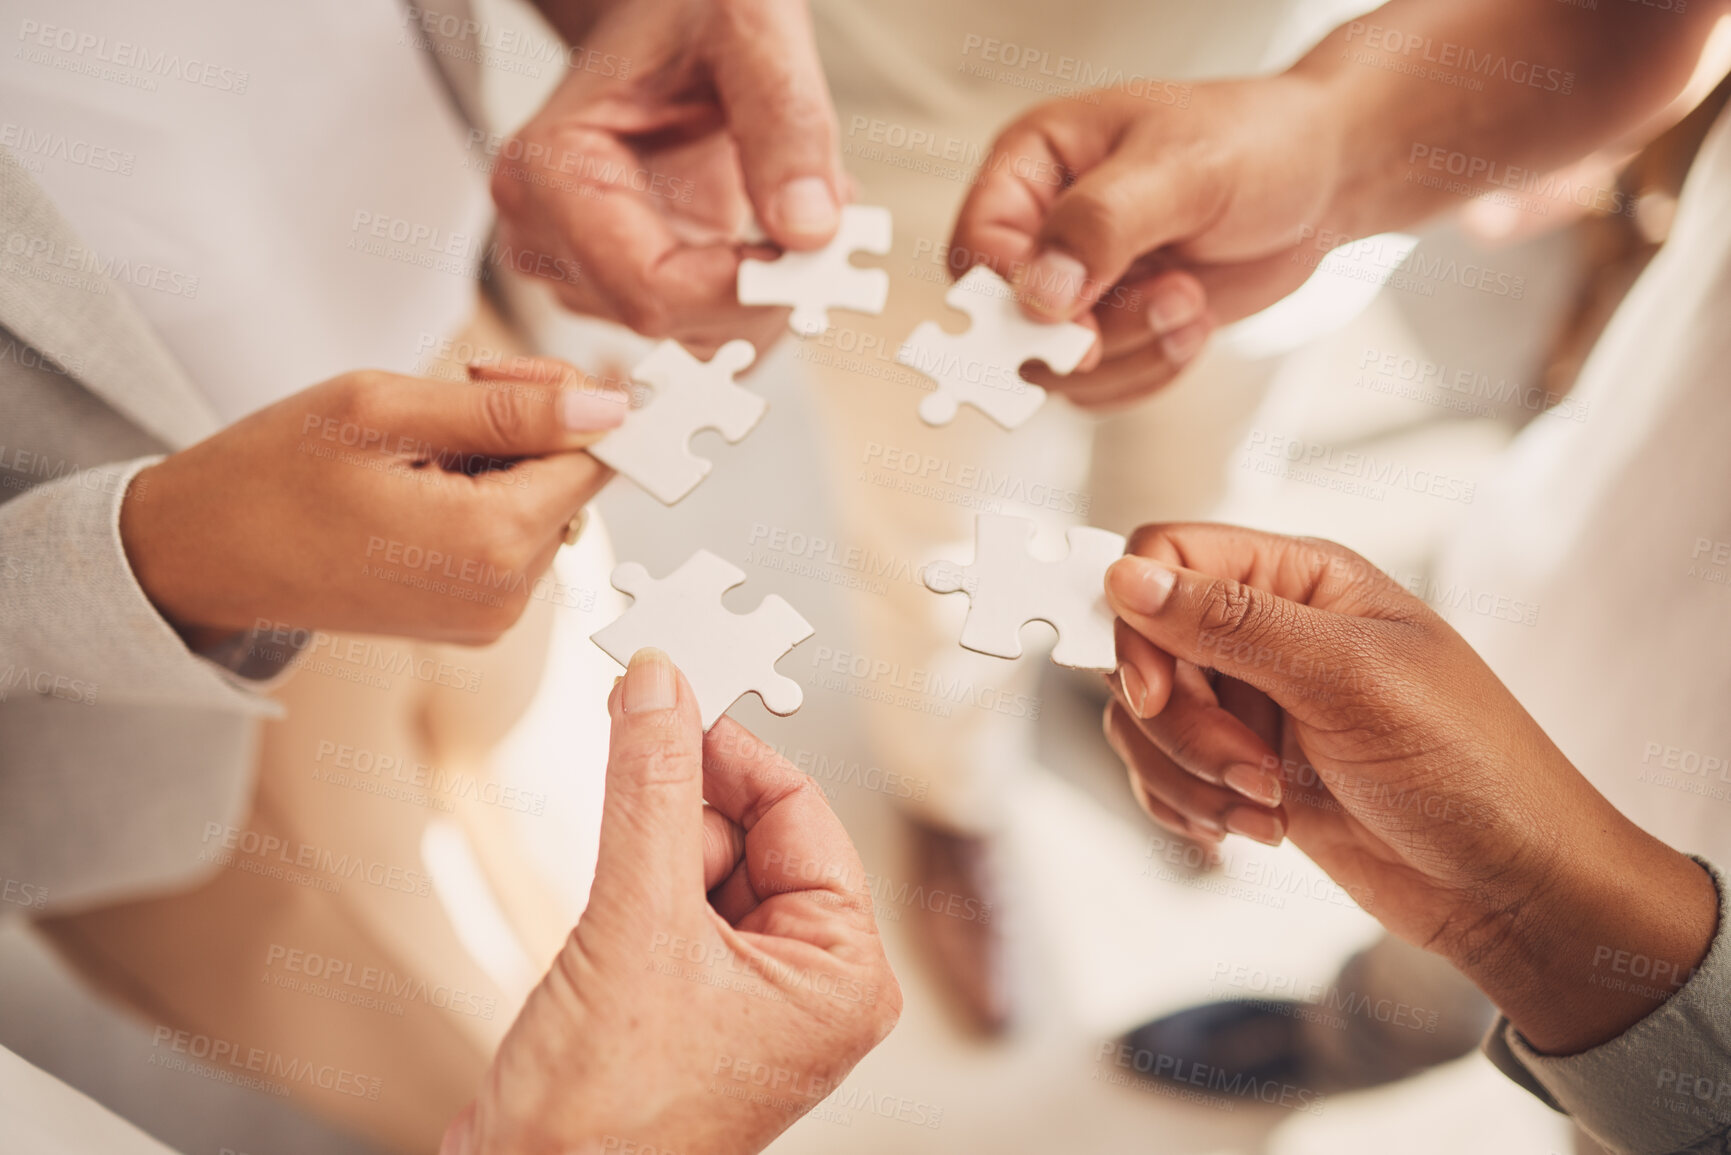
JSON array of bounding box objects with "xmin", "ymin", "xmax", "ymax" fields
[
  {"xmin": 737, "ymin": 205, "xmax": 893, "ymax": 336},
  {"xmin": 590, "ymin": 339, "xmax": 764, "ymax": 505},
  {"xmin": 897, "ymin": 265, "xmax": 1096, "ymax": 430},
  {"xmin": 924, "ymin": 513, "xmax": 1126, "ymax": 671},
  {"xmin": 590, "ymin": 550, "xmax": 815, "ymax": 729}
]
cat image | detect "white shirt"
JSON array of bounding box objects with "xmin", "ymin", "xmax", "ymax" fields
[
  {"xmin": 1436, "ymin": 104, "xmax": 1731, "ymax": 865},
  {"xmin": 0, "ymin": 0, "xmax": 490, "ymax": 422}
]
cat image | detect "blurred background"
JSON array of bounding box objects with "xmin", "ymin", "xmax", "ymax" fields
[{"xmin": 4, "ymin": 0, "xmax": 1723, "ymax": 1152}]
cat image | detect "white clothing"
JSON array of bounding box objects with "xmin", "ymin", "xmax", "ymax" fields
[
  {"xmin": 1437, "ymin": 104, "xmax": 1731, "ymax": 869},
  {"xmin": 0, "ymin": 0, "xmax": 489, "ymax": 422}
]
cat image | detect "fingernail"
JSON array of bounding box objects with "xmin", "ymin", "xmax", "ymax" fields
[
  {"xmin": 560, "ymin": 384, "xmax": 630, "ymax": 431},
  {"xmin": 1117, "ymin": 664, "xmax": 1150, "ymax": 718},
  {"xmin": 1223, "ymin": 762, "xmax": 1282, "ymax": 807},
  {"xmin": 770, "ymin": 176, "xmax": 839, "ymax": 242},
  {"xmin": 622, "ymin": 648, "xmax": 678, "ymax": 713},
  {"xmin": 1225, "ymin": 807, "xmax": 1286, "ymax": 847},
  {"xmin": 1187, "ymin": 814, "xmax": 1226, "ymax": 839},
  {"xmin": 1160, "ymin": 321, "xmax": 1208, "ymax": 366},
  {"xmin": 1020, "ymin": 250, "xmax": 1088, "ymax": 316},
  {"xmin": 1145, "ymin": 282, "xmax": 1202, "ymax": 336},
  {"xmin": 1107, "ymin": 555, "xmax": 1177, "ymax": 615}
]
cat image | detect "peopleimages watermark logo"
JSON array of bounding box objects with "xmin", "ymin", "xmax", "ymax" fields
[
  {"xmin": 263, "ymin": 943, "xmax": 498, "ymax": 1020},
  {"xmin": 149, "ymin": 1026, "xmax": 381, "ymax": 1101},
  {"xmin": 1, "ymin": 229, "xmax": 200, "ymax": 299},
  {"xmin": 1340, "ymin": 20, "xmax": 1575, "ymax": 94},
  {"xmin": 0, "ymin": 121, "xmax": 134, "ymax": 175},
  {"xmin": 1239, "ymin": 429, "xmax": 1478, "ymax": 506},
  {"xmin": 15, "ymin": 19, "xmax": 251, "ymax": 94},
  {"xmin": 957, "ymin": 34, "xmax": 1191, "ymax": 107},
  {"xmin": 1354, "ymin": 344, "xmax": 1587, "ymax": 423}
]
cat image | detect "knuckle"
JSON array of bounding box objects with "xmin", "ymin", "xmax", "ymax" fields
[
  {"xmin": 488, "ymin": 154, "xmax": 528, "ymax": 214},
  {"xmin": 1162, "ymin": 714, "xmax": 1208, "ymax": 771},
  {"xmin": 1197, "ymin": 578, "xmax": 1260, "ymax": 642},
  {"xmin": 453, "ymin": 590, "xmax": 527, "ymax": 646},
  {"xmin": 1125, "ymin": 522, "xmax": 1176, "ymax": 558},
  {"xmin": 488, "ymin": 591, "xmax": 533, "ymax": 636},
  {"xmin": 330, "ymin": 369, "xmax": 387, "ymax": 421},
  {"xmin": 616, "ymin": 729, "xmax": 698, "ymax": 788},
  {"xmin": 1054, "ymin": 187, "xmax": 1125, "ymax": 258},
  {"xmin": 615, "ymin": 294, "xmax": 671, "ymax": 339},
  {"xmin": 868, "ymin": 978, "xmax": 903, "ymax": 1042},
  {"xmin": 1101, "ymin": 699, "xmax": 1134, "ymax": 760},
  {"xmin": 478, "ymin": 382, "xmax": 533, "ymax": 446}
]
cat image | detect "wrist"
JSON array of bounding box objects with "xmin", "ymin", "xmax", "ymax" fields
[
  {"xmin": 1280, "ymin": 54, "xmax": 1382, "ymax": 244},
  {"xmin": 118, "ymin": 459, "xmax": 231, "ymax": 641},
  {"xmin": 1450, "ymin": 812, "xmax": 1717, "ymax": 1056}
]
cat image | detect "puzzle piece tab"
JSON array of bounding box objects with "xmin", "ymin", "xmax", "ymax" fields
[
  {"xmin": 924, "ymin": 514, "xmax": 1126, "ymax": 671},
  {"xmin": 738, "ymin": 205, "xmax": 893, "ymax": 336},
  {"xmin": 590, "ymin": 339, "xmax": 764, "ymax": 505},
  {"xmin": 590, "ymin": 550, "xmax": 815, "ymax": 729},
  {"xmin": 897, "ymin": 265, "xmax": 1096, "ymax": 430}
]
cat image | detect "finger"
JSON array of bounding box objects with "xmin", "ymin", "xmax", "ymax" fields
[
  {"xmin": 1032, "ymin": 266, "xmax": 1208, "ymax": 390},
  {"xmin": 710, "ymin": 0, "xmax": 843, "ymax": 249},
  {"xmin": 522, "ymin": 180, "xmax": 747, "ymax": 335},
  {"xmin": 361, "ymin": 365, "xmax": 629, "ymax": 462},
  {"xmin": 1018, "ymin": 150, "xmax": 1229, "ymax": 321},
  {"xmin": 467, "ymin": 358, "xmax": 632, "ymax": 453},
  {"xmin": 498, "ymin": 145, "xmax": 744, "ymax": 338},
  {"xmin": 1124, "ymin": 764, "xmax": 1198, "ymax": 841},
  {"xmin": 493, "ymin": 448, "xmax": 614, "ymax": 530},
  {"xmin": 1106, "ymin": 698, "xmax": 1257, "ymax": 844},
  {"xmin": 702, "ymin": 804, "xmax": 747, "ymax": 893},
  {"xmin": 706, "ymin": 854, "xmax": 759, "ymax": 925},
  {"xmin": 465, "ymin": 354, "xmax": 582, "ymax": 384},
  {"xmin": 1121, "ymin": 523, "xmax": 1416, "ymax": 618},
  {"xmin": 703, "ymin": 718, "xmax": 866, "ymax": 905},
  {"xmin": 955, "ymin": 115, "xmax": 1100, "ymax": 282},
  {"xmin": 590, "ymin": 649, "xmax": 707, "ymax": 930},
  {"xmin": 1190, "ymin": 247, "xmax": 1323, "ymax": 325},
  {"xmin": 1217, "ymin": 675, "xmax": 1283, "ymax": 754},
  {"xmin": 1032, "ymin": 321, "xmax": 1211, "ymax": 410},
  {"xmin": 1129, "ymin": 662, "xmax": 1284, "ymax": 810},
  {"xmin": 1113, "ymin": 618, "xmax": 1173, "ymax": 718},
  {"xmin": 1105, "ymin": 524, "xmax": 1417, "ymax": 703},
  {"xmin": 1100, "ymin": 270, "xmax": 1209, "ymax": 352}
]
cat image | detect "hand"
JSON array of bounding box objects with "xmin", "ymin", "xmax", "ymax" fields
[
  {"xmin": 491, "ymin": 0, "xmax": 845, "ymax": 351},
  {"xmin": 441, "ymin": 649, "xmax": 900, "ymax": 1154},
  {"xmin": 1101, "ymin": 523, "xmax": 1717, "ymax": 1054},
  {"xmin": 119, "ymin": 357, "xmax": 624, "ymax": 646},
  {"xmin": 951, "ymin": 78, "xmax": 1343, "ymax": 409}
]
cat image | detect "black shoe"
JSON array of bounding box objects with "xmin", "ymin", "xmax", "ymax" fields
[{"xmin": 1110, "ymin": 1000, "xmax": 1334, "ymax": 1111}]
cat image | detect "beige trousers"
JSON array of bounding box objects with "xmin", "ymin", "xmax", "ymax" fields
[{"xmin": 39, "ymin": 300, "xmax": 577, "ymax": 1155}]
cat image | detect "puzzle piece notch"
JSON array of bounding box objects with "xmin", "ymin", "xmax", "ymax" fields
[
  {"xmin": 738, "ymin": 205, "xmax": 893, "ymax": 336},
  {"xmin": 589, "ymin": 339, "xmax": 764, "ymax": 505},
  {"xmin": 923, "ymin": 514, "xmax": 1127, "ymax": 671},
  {"xmin": 590, "ymin": 550, "xmax": 815, "ymax": 729},
  {"xmin": 897, "ymin": 265, "xmax": 1096, "ymax": 430}
]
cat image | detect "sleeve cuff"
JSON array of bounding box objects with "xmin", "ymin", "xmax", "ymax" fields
[
  {"xmin": 1483, "ymin": 857, "xmax": 1731, "ymax": 1154},
  {"xmin": 0, "ymin": 457, "xmax": 286, "ymax": 716}
]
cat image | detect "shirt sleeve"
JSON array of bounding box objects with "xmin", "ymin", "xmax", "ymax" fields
[
  {"xmin": 1483, "ymin": 858, "xmax": 1731, "ymax": 1155},
  {"xmin": 0, "ymin": 455, "xmax": 296, "ymax": 715}
]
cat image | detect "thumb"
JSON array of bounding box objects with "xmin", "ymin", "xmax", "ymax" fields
[
  {"xmin": 589, "ymin": 648, "xmax": 708, "ymax": 930},
  {"xmin": 1018, "ymin": 153, "xmax": 1225, "ymax": 320},
  {"xmin": 1104, "ymin": 553, "xmax": 1377, "ymax": 716},
  {"xmin": 709, "ymin": 0, "xmax": 843, "ymax": 250},
  {"xmin": 356, "ymin": 361, "xmax": 629, "ymax": 464}
]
